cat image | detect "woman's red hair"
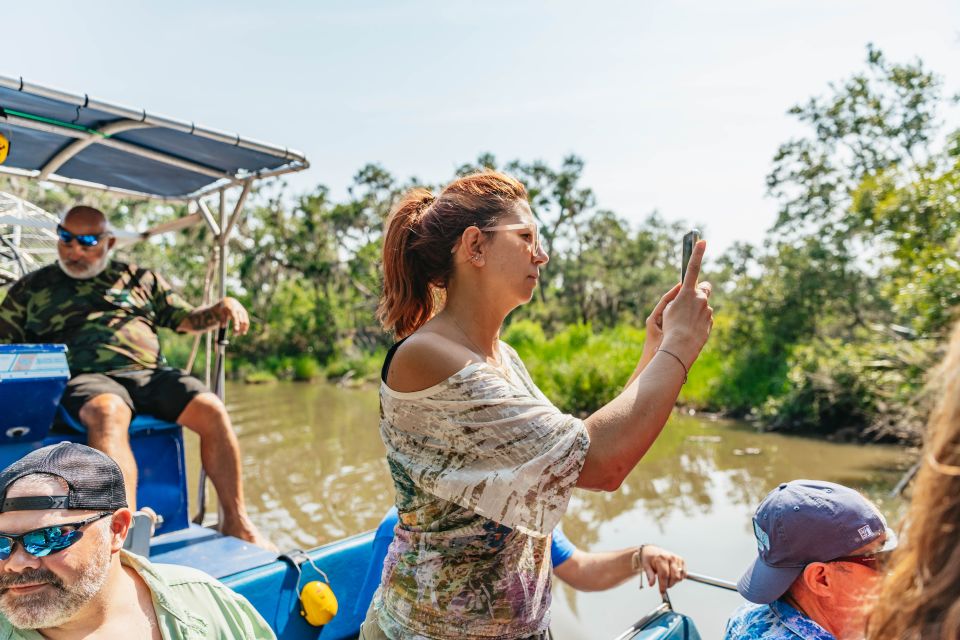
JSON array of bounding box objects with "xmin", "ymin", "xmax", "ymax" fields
[{"xmin": 377, "ymin": 171, "xmax": 528, "ymax": 338}]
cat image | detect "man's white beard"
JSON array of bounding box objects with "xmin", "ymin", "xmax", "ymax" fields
[
  {"xmin": 57, "ymin": 249, "xmax": 111, "ymax": 280},
  {"xmin": 0, "ymin": 529, "xmax": 112, "ymax": 629}
]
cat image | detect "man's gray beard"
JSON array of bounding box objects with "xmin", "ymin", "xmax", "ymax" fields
[
  {"xmin": 0, "ymin": 537, "xmax": 112, "ymax": 629},
  {"xmin": 57, "ymin": 250, "xmax": 111, "ymax": 280}
]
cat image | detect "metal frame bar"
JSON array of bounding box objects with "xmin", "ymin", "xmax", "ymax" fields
[
  {"xmin": 0, "ymin": 160, "xmax": 309, "ymax": 203},
  {"xmin": 222, "ymin": 179, "xmax": 252, "ymax": 240},
  {"xmin": 5, "ymin": 113, "xmax": 237, "ymax": 182},
  {"xmin": 218, "ymin": 189, "xmax": 228, "ymax": 302},
  {"xmin": 39, "ymin": 120, "xmax": 153, "ymax": 179},
  {"xmin": 141, "ymin": 212, "xmax": 204, "ymax": 238},
  {"xmin": 686, "ymin": 572, "xmax": 738, "ymax": 591},
  {"xmin": 0, "ymin": 165, "xmax": 176, "ymax": 201},
  {"xmin": 0, "ymin": 215, "xmax": 56, "ymax": 228},
  {"xmin": 196, "ymin": 199, "xmax": 221, "ymax": 236}
]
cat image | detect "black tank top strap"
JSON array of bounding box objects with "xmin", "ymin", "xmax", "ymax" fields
[{"xmin": 381, "ymin": 337, "xmax": 410, "ymax": 383}]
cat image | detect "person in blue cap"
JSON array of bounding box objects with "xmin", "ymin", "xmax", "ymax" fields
[{"xmin": 723, "ymin": 479, "xmax": 897, "ymax": 640}]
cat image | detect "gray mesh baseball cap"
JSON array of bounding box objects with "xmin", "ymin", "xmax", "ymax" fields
[
  {"xmin": 737, "ymin": 479, "xmax": 897, "ymax": 604},
  {"xmin": 0, "ymin": 442, "xmax": 127, "ymax": 512}
]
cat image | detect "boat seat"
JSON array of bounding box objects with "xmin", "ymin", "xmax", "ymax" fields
[{"xmin": 50, "ymin": 407, "xmax": 190, "ymax": 536}]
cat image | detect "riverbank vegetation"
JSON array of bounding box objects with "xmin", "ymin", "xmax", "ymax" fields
[{"xmin": 2, "ymin": 47, "xmax": 956, "ymax": 442}]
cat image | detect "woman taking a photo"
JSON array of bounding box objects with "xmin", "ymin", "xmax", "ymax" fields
[{"xmin": 367, "ymin": 171, "xmax": 713, "ymax": 640}]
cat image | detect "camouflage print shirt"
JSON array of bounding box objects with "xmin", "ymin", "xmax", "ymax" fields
[
  {"xmin": 0, "ymin": 261, "xmax": 193, "ymax": 374},
  {"xmin": 375, "ymin": 341, "xmax": 590, "ymax": 640}
]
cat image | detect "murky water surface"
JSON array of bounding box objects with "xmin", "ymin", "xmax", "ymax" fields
[{"xmin": 185, "ymin": 382, "xmax": 910, "ymax": 640}]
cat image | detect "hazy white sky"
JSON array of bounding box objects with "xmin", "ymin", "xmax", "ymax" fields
[{"xmin": 5, "ymin": 1, "xmax": 959, "ymax": 255}]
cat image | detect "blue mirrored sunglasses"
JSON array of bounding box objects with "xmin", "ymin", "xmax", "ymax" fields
[
  {"xmin": 0, "ymin": 512, "xmax": 112, "ymax": 560},
  {"xmin": 56, "ymin": 224, "xmax": 107, "ymax": 248}
]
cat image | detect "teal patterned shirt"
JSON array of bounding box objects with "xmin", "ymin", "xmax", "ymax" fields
[{"xmin": 724, "ymin": 600, "xmax": 835, "ymax": 640}]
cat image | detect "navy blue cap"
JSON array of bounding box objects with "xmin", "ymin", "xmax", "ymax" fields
[
  {"xmin": 0, "ymin": 443, "xmax": 127, "ymax": 512},
  {"xmin": 737, "ymin": 479, "xmax": 897, "ymax": 604}
]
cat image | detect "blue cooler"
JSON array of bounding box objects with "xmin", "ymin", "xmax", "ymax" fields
[{"xmin": 0, "ymin": 344, "xmax": 69, "ymax": 463}]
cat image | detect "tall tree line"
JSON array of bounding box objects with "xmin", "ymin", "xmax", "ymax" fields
[{"xmin": 2, "ymin": 46, "xmax": 956, "ymax": 440}]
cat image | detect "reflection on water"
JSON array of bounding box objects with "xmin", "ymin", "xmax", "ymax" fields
[{"xmin": 187, "ymin": 383, "xmax": 910, "ymax": 640}]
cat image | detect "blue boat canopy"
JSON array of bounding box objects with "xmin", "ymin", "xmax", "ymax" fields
[{"xmin": 0, "ymin": 75, "xmax": 308, "ymax": 201}]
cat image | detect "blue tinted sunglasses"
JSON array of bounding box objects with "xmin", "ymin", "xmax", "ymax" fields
[
  {"xmin": 56, "ymin": 224, "xmax": 108, "ymax": 248},
  {"xmin": 0, "ymin": 512, "xmax": 112, "ymax": 560}
]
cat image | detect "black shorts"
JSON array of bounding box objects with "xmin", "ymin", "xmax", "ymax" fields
[{"xmin": 59, "ymin": 368, "xmax": 210, "ymax": 426}]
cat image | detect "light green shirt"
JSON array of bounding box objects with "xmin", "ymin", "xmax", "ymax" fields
[{"xmin": 0, "ymin": 550, "xmax": 277, "ymax": 640}]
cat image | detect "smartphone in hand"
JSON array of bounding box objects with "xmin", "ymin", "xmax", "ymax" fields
[{"xmin": 681, "ymin": 229, "xmax": 701, "ymax": 283}]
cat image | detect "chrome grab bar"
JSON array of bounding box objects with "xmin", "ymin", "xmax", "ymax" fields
[{"xmin": 686, "ymin": 571, "xmax": 738, "ymax": 591}]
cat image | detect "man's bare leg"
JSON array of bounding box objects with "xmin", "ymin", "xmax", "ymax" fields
[
  {"xmin": 79, "ymin": 393, "xmax": 137, "ymax": 509},
  {"xmin": 177, "ymin": 392, "xmax": 276, "ymax": 551}
]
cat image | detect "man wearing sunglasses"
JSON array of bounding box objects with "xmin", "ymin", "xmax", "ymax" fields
[
  {"xmin": 0, "ymin": 442, "xmax": 275, "ymax": 639},
  {"xmin": 0, "ymin": 205, "xmax": 272, "ymax": 550},
  {"xmin": 724, "ymin": 480, "xmax": 898, "ymax": 640}
]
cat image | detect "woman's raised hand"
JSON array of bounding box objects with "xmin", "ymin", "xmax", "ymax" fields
[
  {"xmin": 660, "ymin": 240, "xmax": 713, "ymax": 367},
  {"xmin": 636, "ymin": 282, "xmax": 683, "ymax": 371}
]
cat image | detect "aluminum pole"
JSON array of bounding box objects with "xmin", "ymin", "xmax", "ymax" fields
[
  {"xmin": 686, "ymin": 572, "xmax": 738, "ymax": 591},
  {"xmin": 217, "ymin": 189, "xmax": 228, "ymax": 398}
]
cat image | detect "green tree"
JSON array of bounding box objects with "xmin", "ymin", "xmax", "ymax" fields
[{"xmin": 715, "ymin": 45, "xmax": 956, "ymax": 437}]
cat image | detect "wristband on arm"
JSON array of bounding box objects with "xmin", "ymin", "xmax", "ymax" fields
[
  {"xmin": 631, "ymin": 544, "xmax": 646, "ymax": 573},
  {"xmin": 657, "ymin": 349, "xmax": 688, "ymax": 384}
]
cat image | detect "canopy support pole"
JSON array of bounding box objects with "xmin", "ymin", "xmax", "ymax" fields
[
  {"xmin": 217, "ymin": 188, "xmax": 228, "ymax": 389},
  {"xmin": 223, "ymin": 179, "xmax": 252, "ymax": 241},
  {"xmin": 194, "ymin": 184, "xmax": 250, "ymax": 528},
  {"xmin": 197, "ymin": 199, "xmax": 222, "ymax": 237}
]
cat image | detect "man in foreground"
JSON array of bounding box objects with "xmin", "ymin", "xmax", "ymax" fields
[
  {"xmin": 0, "ymin": 442, "xmax": 276, "ymax": 639},
  {"xmin": 724, "ymin": 479, "xmax": 897, "ymax": 640},
  {"xmin": 0, "ymin": 205, "xmax": 270, "ymax": 549}
]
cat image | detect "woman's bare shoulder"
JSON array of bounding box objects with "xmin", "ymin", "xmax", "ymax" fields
[{"xmin": 386, "ymin": 331, "xmax": 479, "ymax": 393}]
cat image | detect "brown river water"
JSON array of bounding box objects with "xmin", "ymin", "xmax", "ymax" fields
[{"xmin": 183, "ymin": 381, "xmax": 911, "ymax": 640}]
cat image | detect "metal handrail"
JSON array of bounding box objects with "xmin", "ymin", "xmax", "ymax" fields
[{"xmin": 686, "ymin": 571, "xmax": 738, "ymax": 591}]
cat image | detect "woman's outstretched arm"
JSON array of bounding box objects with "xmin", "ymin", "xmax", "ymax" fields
[{"xmin": 577, "ymin": 240, "xmax": 713, "ymax": 491}]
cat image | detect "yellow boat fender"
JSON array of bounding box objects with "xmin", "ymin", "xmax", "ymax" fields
[
  {"xmin": 280, "ymin": 551, "xmax": 339, "ymax": 627},
  {"xmin": 299, "ymin": 578, "xmax": 338, "ymax": 626},
  {"xmin": 0, "ymin": 132, "xmax": 9, "ymax": 165}
]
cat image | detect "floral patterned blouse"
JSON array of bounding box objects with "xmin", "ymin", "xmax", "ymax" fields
[{"xmin": 373, "ymin": 341, "xmax": 590, "ymax": 640}]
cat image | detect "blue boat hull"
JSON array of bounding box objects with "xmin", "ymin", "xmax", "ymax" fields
[{"xmin": 621, "ymin": 611, "xmax": 702, "ymax": 640}]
